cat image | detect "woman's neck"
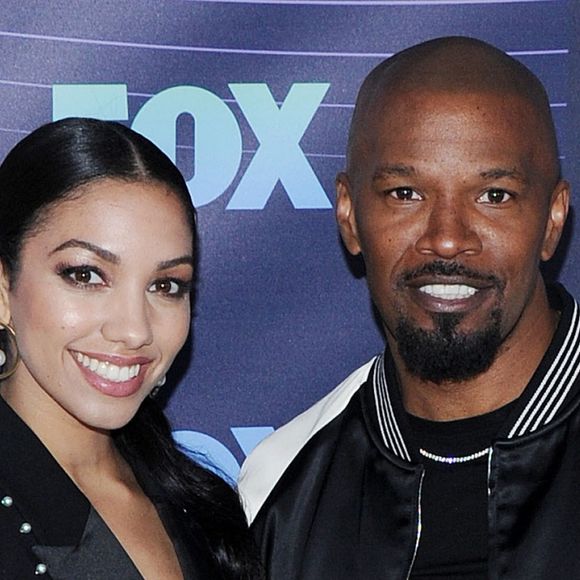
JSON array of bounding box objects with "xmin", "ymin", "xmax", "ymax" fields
[{"xmin": 0, "ymin": 377, "xmax": 122, "ymax": 482}]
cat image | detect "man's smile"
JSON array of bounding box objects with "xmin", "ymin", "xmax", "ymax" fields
[
  {"xmin": 419, "ymin": 284, "xmax": 478, "ymax": 300},
  {"xmin": 406, "ymin": 279, "xmax": 497, "ymax": 316}
]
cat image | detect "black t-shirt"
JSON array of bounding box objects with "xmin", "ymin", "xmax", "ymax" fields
[{"xmin": 407, "ymin": 400, "xmax": 517, "ymax": 579}]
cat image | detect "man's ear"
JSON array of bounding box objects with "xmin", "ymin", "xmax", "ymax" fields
[
  {"xmin": 336, "ymin": 172, "xmax": 362, "ymax": 256},
  {"xmin": 541, "ymin": 180, "xmax": 570, "ymax": 262},
  {"xmin": 0, "ymin": 262, "xmax": 12, "ymax": 325}
]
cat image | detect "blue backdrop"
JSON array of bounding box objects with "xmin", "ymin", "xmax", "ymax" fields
[{"xmin": 0, "ymin": 0, "xmax": 577, "ymax": 479}]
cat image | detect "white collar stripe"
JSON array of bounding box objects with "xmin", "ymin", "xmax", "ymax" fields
[
  {"xmin": 523, "ymin": 316, "xmax": 580, "ymax": 434},
  {"xmin": 508, "ymin": 301, "xmax": 579, "ymax": 438},
  {"xmin": 374, "ymin": 360, "xmax": 408, "ymax": 460},
  {"xmin": 372, "ymin": 358, "xmax": 396, "ymax": 455},
  {"xmin": 509, "ymin": 299, "xmax": 580, "ymax": 438},
  {"xmin": 538, "ymin": 360, "xmax": 580, "ymax": 428},
  {"xmin": 528, "ymin": 314, "xmax": 580, "ymax": 432},
  {"xmin": 374, "ymin": 354, "xmax": 411, "ymax": 461}
]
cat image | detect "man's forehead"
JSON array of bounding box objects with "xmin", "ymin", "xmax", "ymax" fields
[
  {"xmin": 359, "ymin": 85, "xmax": 542, "ymax": 149},
  {"xmin": 347, "ymin": 97, "xmax": 557, "ymax": 197},
  {"xmin": 362, "ymin": 87, "xmax": 542, "ymax": 146}
]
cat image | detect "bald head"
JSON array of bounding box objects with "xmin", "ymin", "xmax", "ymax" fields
[{"xmin": 347, "ymin": 36, "xmax": 560, "ymax": 186}]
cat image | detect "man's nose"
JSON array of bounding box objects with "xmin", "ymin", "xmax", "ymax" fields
[{"xmin": 414, "ymin": 199, "xmax": 482, "ymax": 259}]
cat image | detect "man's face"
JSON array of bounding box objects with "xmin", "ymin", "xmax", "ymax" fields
[{"xmin": 337, "ymin": 89, "xmax": 568, "ymax": 383}]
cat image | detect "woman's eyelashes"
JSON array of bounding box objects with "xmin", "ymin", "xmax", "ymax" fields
[
  {"xmin": 148, "ymin": 277, "xmax": 192, "ymax": 299},
  {"xmin": 56, "ymin": 262, "xmax": 192, "ymax": 299},
  {"xmin": 56, "ymin": 263, "xmax": 107, "ymax": 289}
]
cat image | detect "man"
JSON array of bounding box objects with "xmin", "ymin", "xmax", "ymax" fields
[{"xmin": 239, "ymin": 37, "xmax": 574, "ymax": 579}]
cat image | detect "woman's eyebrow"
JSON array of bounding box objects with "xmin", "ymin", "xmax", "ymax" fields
[
  {"xmin": 50, "ymin": 239, "xmax": 193, "ymax": 271},
  {"xmin": 156, "ymin": 256, "xmax": 194, "ymax": 271},
  {"xmin": 50, "ymin": 239, "xmax": 119, "ymax": 264}
]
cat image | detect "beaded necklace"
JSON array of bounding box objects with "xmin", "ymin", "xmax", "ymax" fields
[{"xmin": 419, "ymin": 447, "xmax": 490, "ymax": 464}]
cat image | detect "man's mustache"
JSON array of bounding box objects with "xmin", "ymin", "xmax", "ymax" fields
[{"xmin": 399, "ymin": 260, "xmax": 504, "ymax": 290}]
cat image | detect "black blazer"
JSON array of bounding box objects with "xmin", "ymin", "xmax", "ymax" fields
[{"xmin": 0, "ymin": 397, "xmax": 208, "ymax": 579}]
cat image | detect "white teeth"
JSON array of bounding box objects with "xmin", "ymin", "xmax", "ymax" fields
[
  {"xmin": 107, "ymin": 365, "xmax": 120, "ymax": 381},
  {"xmin": 74, "ymin": 352, "xmax": 140, "ymax": 383},
  {"xmin": 419, "ymin": 284, "xmax": 478, "ymax": 300}
]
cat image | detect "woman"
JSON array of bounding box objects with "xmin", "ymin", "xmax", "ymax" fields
[{"xmin": 0, "ymin": 118, "xmax": 261, "ymax": 578}]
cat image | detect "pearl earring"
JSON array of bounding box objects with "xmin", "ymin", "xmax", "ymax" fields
[
  {"xmin": 0, "ymin": 323, "xmax": 18, "ymax": 380},
  {"xmin": 149, "ymin": 375, "xmax": 167, "ymax": 399}
]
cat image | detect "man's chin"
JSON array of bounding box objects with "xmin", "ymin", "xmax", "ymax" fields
[{"xmin": 394, "ymin": 309, "xmax": 503, "ymax": 384}]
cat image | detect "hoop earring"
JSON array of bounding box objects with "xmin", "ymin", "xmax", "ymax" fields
[{"xmin": 0, "ymin": 323, "xmax": 18, "ymax": 380}]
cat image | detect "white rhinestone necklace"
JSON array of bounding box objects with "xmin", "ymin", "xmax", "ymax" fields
[{"xmin": 419, "ymin": 447, "xmax": 490, "ymax": 464}]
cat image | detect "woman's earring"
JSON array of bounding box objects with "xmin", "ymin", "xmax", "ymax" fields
[
  {"xmin": 0, "ymin": 323, "xmax": 19, "ymax": 380},
  {"xmin": 149, "ymin": 375, "xmax": 166, "ymax": 399}
]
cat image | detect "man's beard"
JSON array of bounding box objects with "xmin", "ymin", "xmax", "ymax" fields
[
  {"xmin": 393, "ymin": 260, "xmax": 505, "ymax": 384},
  {"xmin": 395, "ymin": 309, "xmax": 503, "ymax": 384}
]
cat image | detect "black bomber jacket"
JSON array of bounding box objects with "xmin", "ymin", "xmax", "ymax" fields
[{"xmin": 240, "ymin": 284, "xmax": 580, "ymax": 579}]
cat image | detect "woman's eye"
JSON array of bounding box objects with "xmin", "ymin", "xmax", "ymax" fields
[
  {"xmin": 149, "ymin": 279, "xmax": 188, "ymax": 297},
  {"xmin": 478, "ymin": 189, "xmax": 512, "ymax": 204},
  {"xmin": 60, "ymin": 266, "xmax": 105, "ymax": 286},
  {"xmin": 387, "ymin": 187, "xmax": 421, "ymax": 201}
]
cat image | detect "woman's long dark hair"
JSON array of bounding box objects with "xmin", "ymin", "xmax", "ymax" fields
[{"xmin": 0, "ymin": 118, "xmax": 262, "ymax": 579}]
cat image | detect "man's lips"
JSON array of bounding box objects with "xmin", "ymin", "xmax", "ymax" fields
[
  {"xmin": 407, "ymin": 279, "xmax": 496, "ymax": 314},
  {"xmin": 419, "ymin": 283, "xmax": 478, "ymax": 301},
  {"xmin": 398, "ymin": 261, "xmax": 502, "ymax": 315}
]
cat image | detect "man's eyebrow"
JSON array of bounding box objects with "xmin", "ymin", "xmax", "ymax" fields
[
  {"xmin": 480, "ymin": 167, "xmax": 528, "ymax": 184},
  {"xmin": 50, "ymin": 239, "xmax": 120, "ymax": 264},
  {"xmin": 373, "ymin": 164, "xmax": 417, "ymax": 180}
]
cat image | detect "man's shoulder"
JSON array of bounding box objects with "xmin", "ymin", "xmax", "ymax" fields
[{"xmin": 238, "ymin": 357, "xmax": 377, "ymax": 524}]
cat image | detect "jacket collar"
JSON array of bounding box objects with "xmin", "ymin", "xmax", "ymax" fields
[
  {"xmin": 368, "ymin": 284, "xmax": 580, "ymax": 462},
  {"xmin": 0, "ymin": 395, "xmax": 89, "ymax": 545}
]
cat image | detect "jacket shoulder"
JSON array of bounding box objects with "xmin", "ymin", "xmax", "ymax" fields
[{"xmin": 238, "ymin": 357, "xmax": 376, "ymax": 524}]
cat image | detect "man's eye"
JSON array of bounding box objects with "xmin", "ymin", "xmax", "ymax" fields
[
  {"xmin": 478, "ymin": 189, "xmax": 512, "ymax": 204},
  {"xmin": 387, "ymin": 187, "xmax": 421, "ymax": 201}
]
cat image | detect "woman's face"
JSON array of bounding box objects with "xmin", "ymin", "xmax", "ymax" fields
[{"xmin": 1, "ymin": 178, "xmax": 194, "ymax": 431}]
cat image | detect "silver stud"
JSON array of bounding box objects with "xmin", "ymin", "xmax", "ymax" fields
[
  {"xmin": 35, "ymin": 563, "xmax": 47, "ymax": 575},
  {"xmin": 19, "ymin": 522, "xmax": 32, "ymax": 534},
  {"xmin": 1, "ymin": 496, "xmax": 13, "ymax": 507}
]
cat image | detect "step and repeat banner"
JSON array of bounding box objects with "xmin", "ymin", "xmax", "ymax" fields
[{"xmin": 0, "ymin": 0, "xmax": 577, "ymax": 479}]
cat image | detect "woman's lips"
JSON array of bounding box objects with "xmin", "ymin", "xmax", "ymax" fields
[{"xmin": 70, "ymin": 350, "xmax": 152, "ymax": 398}]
